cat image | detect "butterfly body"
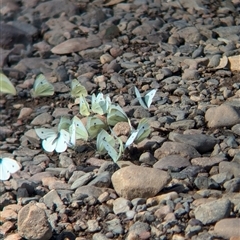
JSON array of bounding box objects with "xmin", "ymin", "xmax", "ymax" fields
[{"xmin": 0, "ymin": 158, "xmax": 20, "ymax": 180}]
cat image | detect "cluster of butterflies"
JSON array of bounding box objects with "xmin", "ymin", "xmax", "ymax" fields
[
  {"xmin": 34, "ymin": 79, "xmax": 157, "ymax": 162},
  {"xmin": 1, "ymin": 72, "xmax": 157, "ymax": 165}
]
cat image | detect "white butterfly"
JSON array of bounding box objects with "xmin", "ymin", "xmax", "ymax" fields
[
  {"xmin": 0, "ymin": 157, "xmax": 20, "ymax": 181},
  {"xmin": 102, "ymin": 134, "xmax": 123, "ymax": 163},
  {"xmin": 35, "ymin": 128, "xmax": 70, "ymax": 153},
  {"xmin": 0, "ymin": 72, "xmax": 17, "ymax": 95},
  {"xmin": 96, "ymin": 129, "xmax": 115, "ymax": 155},
  {"xmin": 69, "ymin": 116, "xmax": 88, "ymax": 146},
  {"xmin": 134, "ymin": 86, "xmax": 157, "ymax": 109},
  {"xmin": 30, "ymin": 74, "xmax": 54, "ymax": 98},
  {"xmin": 107, "ymin": 104, "xmax": 129, "ymax": 126},
  {"xmin": 91, "ymin": 93, "xmax": 111, "ymax": 115},
  {"xmin": 86, "ymin": 116, "xmax": 107, "ymax": 140},
  {"xmin": 125, "ymin": 118, "xmax": 151, "ymax": 149},
  {"xmin": 70, "ymin": 79, "xmax": 88, "ymax": 98},
  {"xmin": 79, "ymin": 95, "xmax": 91, "ymax": 116}
]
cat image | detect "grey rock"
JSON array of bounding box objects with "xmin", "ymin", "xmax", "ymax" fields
[
  {"xmin": 71, "ymin": 172, "xmax": 95, "ymax": 190},
  {"xmin": 194, "ymin": 176, "xmax": 220, "ymax": 190},
  {"xmin": 87, "ymin": 219, "xmax": 101, "ymax": 233},
  {"xmin": 169, "ymin": 119, "xmax": 196, "ymax": 130},
  {"xmin": 223, "ymin": 178, "xmax": 240, "ymax": 192},
  {"xmin": 87, "ymin": 171, "xmax": 111, "ymax": 188},
  {"xmin": 43, "ymin": 189, "xmax": 64, "ymax": 211},
  {"xmin": 169, "ymin": 132, "xmax": 217, "ymax": 153},
  {"xmin": 194, "ymin": 198, "xmax": 231, "ymax": 224},
  {"xmin": 92, "ymin": 233, "xmax": 109, "ymax": 240},
  {"xmin": 139, "ymin": 152, "xmax": 157, "ymax": 166},
  {"xmin": 154, "ymin": 141, "xmax": 201, "ymax": 160},
  {"xmin": 113, "ymin": 197, "xmax": 132, "ymax": 215},
  {"xmin": 219, "ymin": 161, "xmax": 240, "ymax": 177},
  {"xmin": 106, "ymin": 218, "xmax": 124, "ymax": 235},
  {"xmin": 153, "ymin": 155, "xmax": 190, "ymax": 171}
]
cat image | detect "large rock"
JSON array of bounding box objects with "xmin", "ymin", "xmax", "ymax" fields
[
  {"xmin": 205, "ymin": 104, "xmax": 240, "ymax": 128},
  {"xmin": 111, "ymin": 165, "xmax": 171, "ymax": 200},
  {"xmin": 18, "ymin": 202, "xmax": 52, "ymax": 240},
  {"xmin": 214, "ymin": 218, "xmax": 240, "ymax": 239},
  {"xmin": 194, "ymin": 198, "xmax": 231, "ymax": 224}
]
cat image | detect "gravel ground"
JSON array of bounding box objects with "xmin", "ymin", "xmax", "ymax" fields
[{"xmin": 1, "ymin": 0, "xmax": 240, "ymax": 240}]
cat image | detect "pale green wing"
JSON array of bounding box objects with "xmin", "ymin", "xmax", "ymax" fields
[
  {"xmin": 107, "ymin": 104, "xmax": 128, "ymax": 126},
  {"xmin": 31, "ymin": 74, "xmax": 54, "ymax": 97},
  {"xmin": 102, "ymin": 141, "xmax": 118, "ymax": 162},
  {"xmin": 0, "ymin": 72, "xmax": 17, "ymax": 95},
  {"xmin": 71, "ymin": 79, "xmax": 88, "ymax": 98},
  {"xmin": 58, "ymin": 116, "xmax": 71, "ymax": 132},
  {"xmin": 86, "ymin": 116, "xmax": 107, "ymax": 139},
  {"xmin": 69, "ymin": 116, "xmax": 88, "ymax": 141},
  {"xmin": 79, "ymin": 96, "xmax": 90, "ymax": 116},
  {"xmin": 91, "ymin": 93, "xmax": 104, "ymax": 115},
  {"xmin": 134, "ymin": 118, "xmax": 151, "ymax": 144},
  {"xmin": 96, "ymin": 129, "xmax": 115, "ymax": 154}
]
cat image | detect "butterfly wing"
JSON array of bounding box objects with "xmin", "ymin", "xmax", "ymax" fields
[
  {"xmin": 134, "ymin": 86, "xmax": 148, "ymax": 109},
  {"xmin": 42, "ymin": 134, "xmax": 58, "ymax": 152},
  {"xmin": 35, "ymin": 128, "xmax": 57, "ymax": 140},
  {"xmin": 30, "ymin": 74, "xmax": 54, "ymax": 97},
  {"xmin": 134, "ymin": 118, "xmax": 151, "ymax": 144},
  {"xmin": 55, "ymin": 129, "xmax": 70, "ymax": 153},
  {"xmin": 107, "ymin": 104, "xmax": 128, "ymax": 126},
  {"xmin": 0, "ymin": 158, "xmax": 20, "ymax": 180},
  {"xmin": 71, "ymin": 79, "xmax": 88, "ymax": 98},
  {"xmin": 58, "ymin": 116, "xmax": 71, "ymax": 132},
  {"xmin": 102, "ymin": 141, "xmax": 119, "ymax": 163},
  {"xmin": 91, "ymin": 93, "xmax": 104, "ymax": 115},
  {"xmin": 96, "ymin": 129, "xmax": 115, "ymax": 154},
  {"xmin": 125, "ymin": 130, "xmax": 138, "ymax": 149},
  {"xmin": 70, "ymin": 116, "xmax": 88, "ymax": 141},
  {"xmin": 144, "ymin": 89, "xmax": 157, "ymax": 108},
  {"xmin": 0, "ymin": 72, "xmax": 17, "ymax": 95},
  {"xmin": 70, "ymin": 120, "xmax": 76, "ymax": 146},
  {"xmin": 79, "ymin": 96, "xmax": 90, "ymax": 116},
  {"xmin": 86, "ymin": 116, "xmax": 107, "ymax": 139}
]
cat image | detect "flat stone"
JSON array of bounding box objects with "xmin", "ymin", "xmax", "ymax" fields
[
  {"xmin": 51, "ymin": 36, "xmax": 102, "ymax": 54},
  {"xmin": 194, "ymin": 198, "xmax": 231, "ymax": 224},
  {"xmin": 205, "ymin": 104, "xmax": 240, "ymax": 128},
  {"xmin": 169, "ymin": 132, "xmax": 217, "ymax": 153},
  {"xmin": 154, "ymin": 141, "xmax": 201, "ymax": 160},
  {"xmin": 153, "ymin": 155, "xmax": 190, "ymax": 170},
  {"xmin": 214, "ymin": 218, "xmax": 240, "ymax": 239}
]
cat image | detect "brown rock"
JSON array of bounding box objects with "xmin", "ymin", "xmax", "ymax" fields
[
  {"xmin": 51, "ymin": 36, "xmax": 102, "ymax": 54},
  {"xmin": 18, "ymin": 202, "xmax": 52, "ymax": 240},
  {"xmin": 111, "ymin": 165, "xmax": 171, "ymax": 200},
  {"xmin": 214, "ymin": 218, "xmax": 240, "ymax": 239}
]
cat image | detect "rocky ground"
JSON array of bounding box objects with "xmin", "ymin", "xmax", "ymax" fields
[{"xmin": 1, "ymin": 0, "xmax": 240, "ymax": 239}]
